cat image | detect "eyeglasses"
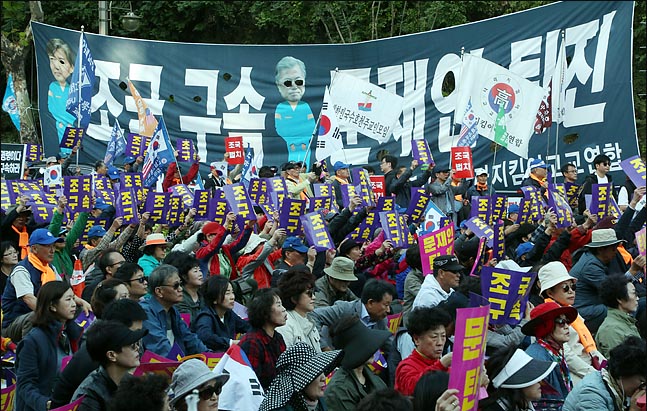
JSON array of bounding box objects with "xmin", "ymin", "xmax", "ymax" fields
[
  {"xmin": 282, "ymin": 79, "xmax": 304, "ymax": 87},
  {"xmin": 128, "ymin": 276, "xmax": 149, "ymax": 284},
  {"xmin": 128, "ymin": 341, "xmax": 141, "ymax": 351},
  {"xmin": 109, "ymin": 260, "xmax": 126, "ymax": 268},
  {"xmin": 560, "ymin": 283, "xmax": 576, "ymax": 293},
  {"xmin": 600, "ymin": 162, "xmax": 610, "ymax": 166},
  {"xmin": 304, "ymin": 289, "xmax": 314, "ymax": 297},
  {"xmin": 565, "ymin": 169, "xmax": 577, "ymax": 174},
  {"xmin": 199, "ymin": 384, "xmax": 222, "ymax": 400},
  {"xmin": 554, "ymin": 317, "xmax": 569, "ymax": 326},
  {"xmin": 160, "ymin": 282, "xmax": 182, "ymax": 290}
]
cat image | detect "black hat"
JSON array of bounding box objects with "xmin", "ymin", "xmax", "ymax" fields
[
  {"xmin": 86, "ymin": 319, "xmax": 149, "ymax": 363},
  {"xmin": 433, "ymin": 255, "xmax": 464, "ymax": 272},
  {"xmin": 284, "ymin": 161, "xmax": 298, "ymax": 171},
  {"xmin": 338, "ymin": 238, "xmax": 363, "ymax": 257},
  {"xmin": 332, "ymin": 319, "xmax": 391, "ymax": 370}
]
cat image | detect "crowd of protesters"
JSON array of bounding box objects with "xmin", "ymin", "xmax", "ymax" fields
[{"xmin": 1, "ymin": 149, "xmax": 646, "ymax": 411}]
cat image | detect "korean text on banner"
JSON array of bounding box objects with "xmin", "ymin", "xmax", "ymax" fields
[
  {"xmin": 419, "ymin": 223, "xmax": 455, "ymax": 275},
  {"xmin": 369, "ymin": 176, "xmax": 386, "ymax": 199},
  {"xmin": 60, "ymin": 127, "xmax": 85, "ymax": 150},
  {"xmin": 411, "ymin": 138, "xmax": 435, "ymax": 166},
  {"xmin": 301, "ymin": 212, "xmax": 334, "ymax": 252},
  {"xmin": 464, "ymin": 217, "xmax": 495, "ymax": 248},
  {"xmin": 329, "ymin": 72, "xmax": 404, "ymax": 143},
  {"xmin": 589, "ymin": 183, "xmax": 612, "ymax": 220},
  {"xmin": 620, "ymin": 155, "xmax": 646, "ymax": 188},
  {"xmin": 176, "ymin": 138, "xmax": 196, "ymax": 162},
  {"xmin": 144, "ymin": 191, "xmax": 170, "ymax": 224},
  {"xmin": 125, "ymin": 133, "xmax": 149, "ymax": 158},
  {"xmin": 454, "ymin": 54, "xmax": 544, "ymax": 159},
  {"xmin": 315, "ymin": 87, "xmax": 343, "ymax": 161},
  {"xmin": 225, "ymin": 136, "xmax": 244, "ymax": 165},
  {"xmin": 222, "ymin": 183, "xmax": 255, "ymax": 222},
  {"xmin": 279, "ymin": 198, "xmax": 306, "ymax": 236},
  {"xmin": 63, "ymin": 175, "xmax": 92, "ymax": 213},
  {"xmin": 451, "ymin": 146, "xmax": 474, "ymax": 179},
  {"xmin": 448, "ymin": 305, "xmax": 490, "ymax": 411}
]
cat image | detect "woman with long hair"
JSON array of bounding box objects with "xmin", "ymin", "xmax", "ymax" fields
[{"xmin": 15, "ymin": 281, "xmax": 82, "ymax": 411}]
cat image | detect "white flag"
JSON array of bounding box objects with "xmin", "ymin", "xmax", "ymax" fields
[
  {"xmin": 552, "ymin": 39, "xmax": 567, "ymax": 124},
  {"xmin": 329, "ymin": 72, "xmax": 404, "ymax": 143},
  {"xmin": 454, "ymin": 54, "xmax": 545, "ymax": 159},
  {"xmin": 213, "ymin": 344, "xmax": 264, "ymax": 411},
  {"xmin": 43, "ymin": 165, "xmax": 62, "ymax": 187},
  {"xmin": 315, "ymin": 87, "xmax": 343, "ymax": 161}
]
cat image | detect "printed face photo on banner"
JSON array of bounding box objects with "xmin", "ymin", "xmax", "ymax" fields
[{"xmin": 30, "ymin": 1, "xmax": 638, "ymax": 192}]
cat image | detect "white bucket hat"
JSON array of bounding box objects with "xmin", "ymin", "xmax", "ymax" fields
[
  {"xmin": 587, "ymin": 228, "xmax": 625, "ymax": 248},
  {"xmin": 538, "ymin": 261, "xmax": 577, "ymax": 295}
]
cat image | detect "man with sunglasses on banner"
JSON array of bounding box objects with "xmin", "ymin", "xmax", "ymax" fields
[
  {"xmin": 141, "ymin": 264, "xmax": 208, "ymax": 358},
  {"xmin": 274, "ymin": 56, "xmax": 315, "ymax": 164},
  {"xmin": 577, "ymin": 154, "xmax": 614, "ymax": 215}
]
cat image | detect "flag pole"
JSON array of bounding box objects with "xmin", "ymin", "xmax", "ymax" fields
[
  {"xmin": 76, "ymin": 26, "xmax": 84, "ymax": 170},
  {"xmin": 451, "ymin": 47, "xmax": 465, "ymax": 150},
  {"xmin": 554, "ymin": 30, "xmax": 565, "ymax": 165},
  {"xmin": 301, "ymin": 68, "xmax": 340, "ymax": 172}
]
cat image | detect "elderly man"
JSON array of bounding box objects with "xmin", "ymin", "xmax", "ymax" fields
[
  {"xmin": 331, "ymin": 161, "xmax": 350, "ymax": 210},
  {"xmin": 140, "ymin": 264, "xmax": 207, "ymax": 357},
  {"xmin": 284, "ymin": 161, "xmax": 317, "ymax": 200},
  {"xmin": 1, "ymin": 229, "xmax": 91, "ymax": 342},
  {"xmin": 314, "ymin": 256, "xmax": 358, "ymax": 308},
  {"xmin": 412, "ymin": 255, "xmax": 464, "ymax": 310},
  {"xmin": 309, "ymin": 279, "xmax": 395, "ymax": 352},
  {"xmin": 521, "ymin": 158, "xmax": 549, "ymax": 195}
]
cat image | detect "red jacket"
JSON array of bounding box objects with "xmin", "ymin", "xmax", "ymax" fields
[
  {"xmin": 195, "ymin": 224, "xmax": 252, "ymax": 279},
  {"xmin": 395, "ymin": 348, "xmax": 449, "ymax": 396},
  {"xmin": 162, "ymin": 161, "xmax": 199, "ymax": 192},
  {"xmin": 236, "ymin": 244, "xmax": 283, "ymax": 289}
]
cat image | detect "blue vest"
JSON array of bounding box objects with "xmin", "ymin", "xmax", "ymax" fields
[{"xmin": 1, "ymin": 258, "xmax": 44, "ymax": 329}]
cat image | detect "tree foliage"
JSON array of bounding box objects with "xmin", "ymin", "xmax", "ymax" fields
[{"xmin": 1, "ymin": 1, "xmax": 645, "ymax": 156}]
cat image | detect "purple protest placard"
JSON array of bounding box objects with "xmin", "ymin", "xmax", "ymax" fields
[
  {"xmin": 406, "ymin": 189, "xmax": 430, "ymax": 224},
  {"xmin": 547, "ymin": 185, "xmax": 575, "ymax": 228},
  {"xmin": 248, "ymin": 178, "xmax": 269, "ymax": 205},
  {"xmin": 380, "ymin": 210, "xmax": 406, "ymax": 248},
  {"xmin": 448, "ymin": 305, "xmax": 490, "ymax": 411},
  {"xmin": 301, "ymin": 212, "xmax": 334, "ymax": 252},
  {"xmin": 490, "ymin": 195, "xmax": 507, "ymax": 225},
  {"xmin": 418, "ymin": 224, "xmax": 455, "ymax": 275},
  {"xmin": 144, "ymin": 191, "xmax": 170, "ymax": 224},
  {"xmin": 125, "ymin": 133, "xmax": 149, "ymax": 157},
  {"xmin": 411, "ymin": 138, "xmax": 434, "ymax": 165},
  {"xmin": 115, "ymin": 189, "xmax": 139, "ymax": 224},
  {"xmin": 470, "ymin": 196, "xmax": 491, "ymax": 222},
  {"xmin": 267, "ymin": 177, "xmax": 288, "ymax": 210},
  {"xmin": 222, "ymin": 183, "xmax": 255, "ymax": 222},
  {"xmin": 279, "ymin": 198, "xmax": 306, "ymax": 236},
  {"xmin": 176, "ymin": 138, "xmax": 196, "ymax": 162},
  {"xmin": 166, "ymin": 196, "xmax": 185, "ymax": 226},
  {"xmin": 257, "ymin": 202, "xmax": 277, "ymax": 221},
  {"xmin": 63, "ymin": 175, "xmax": 93, "ymax": 213},
  {"xmin": 620, "ymin": 155, "xmax": 646, "ymax": 188},
  {"xmin": 30, "ymin": 203, "xmax": 57, "ymax": 225},
  {"xmin": 492, "ymin": 221, "xmax": 505, "ymax": 261},
  {"xmin": 309, "ymin": 196, "xmax": 334, "ymax": 213},
  {"xmin": 469, "ymin": 237, "xmax": 488, "ymax": 277},
  {"xmin": 313, "ymin": 183, "xmax": 334, "ymax": 198},
  {"xmin": 74, "ymin": 311, "xmax": 97, "ymax": 331},
  {"xmin": 192, "ymin": 189, "xmax": 211, "ymax": 221},
  {"xmin": 376, "ymin": 195, "xmax": 396, "ymax": 212},
  {"xmin": 209, "ymin": 195, "xmax": 230, "ymax": 225},
  {"xmin": 520, "ymin": 186, "xmax": 545, "ymax": 222},
  {"xmin": 168, "ymin": 184, "xmax": 194, "ymax": 208},
  {"xmin": 60, "ymin": 127, "xmax": 85, "ymax": 149},
  {"xmin": 25, "ymin": 143, "xmax": 42, "ymax": 162},
  {"xmin": 480, "ymin": 266, "xmax": 524, "ymax": 325},
  {"xmin": 563, "ymin": 182, "xmax": 580, "ymax": 209},
  {"xmin": 589, "ymin": 183, "xmax": 612, "ymax": 219},
  {"xmin": 351, "ymin": 167, "xmax": 375, "ymax": 208},
  {"xmin": 464, "ymin": 217, "xmax": 495, "ymax": 248},
  {"xmin": 636, "ymin": 227, "xmax": 646, "ymax": 259}
]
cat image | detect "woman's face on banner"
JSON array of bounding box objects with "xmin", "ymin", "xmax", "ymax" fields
[
  {"xmin": 277, "ymin": 66, "xmax": 305, "ymax": 102},
  {"xmin": 49, "ymin": 48, "xmax": 74, "ymax": 86}
]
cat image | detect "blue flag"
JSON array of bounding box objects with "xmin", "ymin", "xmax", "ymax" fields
[
  {"xmin": 195, "ymin": 172, "xmax": 205, "ymax": 190},
  {"xmin": 104, "ymin": 121, "xmax": 126, "ymax": 167},
  {"xmin": 141, "ymin": 117, "xmax": 176, "ymax": 187},
  {"xmin": 456, "ymin": 98, "xmax": 479, "ymax": 147},
  {"xmin": 66, "ymin": 32, "xmax": 95, "ymax": 128},
  {"xmin": 2, "ymin": 74, "xmax": 20, "ymax": 131},
  {"xmin": 241, "ymin": 144, "xmax": 254, "ymax": 188}
]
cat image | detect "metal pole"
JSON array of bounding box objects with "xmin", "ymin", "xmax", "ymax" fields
[{"xmin": 98, "ymin": 1, "xmax": 109, "ymax": 35}]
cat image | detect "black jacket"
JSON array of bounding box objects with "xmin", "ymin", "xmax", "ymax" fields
[
  {"xmin": 385, "ymin": 167, "xmax": 432, "ymax": 209},
  {"xmin": 51, "ymin": 344, "xmax": 99, "ymax": 408},
  {"xmin": 578, "ymin": 172, "xmax": 613, "ymax": 214},
  {"xmin": 71, "ymin": 365, "xmax": 118, "ymax": 411}
]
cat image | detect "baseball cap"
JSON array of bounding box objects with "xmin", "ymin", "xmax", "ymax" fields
[
  {"xmin": 516, "ymin": 242, "xmax": 534, "ymax": 259},
  {"xmin": 46, "ymin": 156, "xmax": 58, "ymax": 164},
  {"xmin": 88, "ymin": 225, "xmax": 108, "ymax": 238},
  {"xmin": 283, "ymin": 236, "xmax": 309, "ymax": 253},
  {"xmin": 529, "ymin": 159, "xmax": 547, "ymax": 170},
  {"xmin": 94, "ymin": 197, "xmax": 111, "ymax": 211},
  {"xmin": 107, "ymin": 167, "xmax": 120, "ymax": 180},
  {"xmin": 123, "ymin": 156, "xmax": 136, "ymax": 165},
  {"xmin": 508, "ymin": 204, "xmax": 520, "ymax": 215},
  {"xmin": 86, "ymin": 319, "xmax": 149, "ymax": 363},
  {"xmin": 433, "ymin": 255, "xmax": 464, "ymax": 272},
  {"xmin": 333, "ymin": 161, "xmax": 350, "ymax": 172},
  {"xmin": 29, "ymin": 228, "xmax": 65, "ymax": 246},
  {"xmin": 474, "ymin": 168, "xmax": 488, "ymax": 177},
  {"xmin": 283, "ymin": 162, "xmax": 298, "ymax": 171}
]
